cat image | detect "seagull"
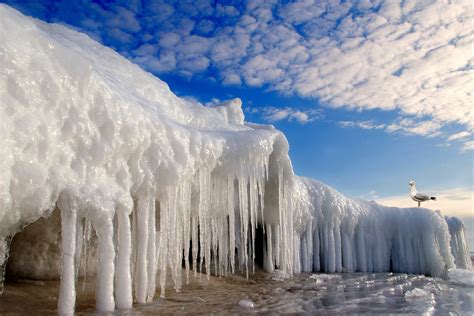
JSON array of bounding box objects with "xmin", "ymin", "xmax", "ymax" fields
[{"xmin": 408, "ymin": 180, "xmax": 437, "ymax": 207}]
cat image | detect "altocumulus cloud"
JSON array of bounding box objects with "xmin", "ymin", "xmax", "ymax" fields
[
  {"xmin": 5, "ymin": 0, "xmax": 473, "ymax": 148},
  {"xmin": 248, "ymin": 106, "xmax": 322, "ymax": 124}
]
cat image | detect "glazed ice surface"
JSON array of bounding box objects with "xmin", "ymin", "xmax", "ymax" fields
[{"xmin": 0, "ymin": 4, "xmax": 470, "ymax": 314}]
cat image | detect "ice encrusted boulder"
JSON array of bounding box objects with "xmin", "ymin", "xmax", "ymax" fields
[{"xmin": 0, "ymin": 4, "xmax": 470, "ymax": 314}]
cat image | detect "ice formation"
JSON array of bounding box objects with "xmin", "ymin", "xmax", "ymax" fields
[
  {"xmin": 291, "ymin": 178, "xmax": 471, "ymax": 276},
  {"xmin": 0, "ymin": 5, "xmax": 470, "ymax": 314}
]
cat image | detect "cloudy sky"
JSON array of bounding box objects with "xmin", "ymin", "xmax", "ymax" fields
[{"xmin": 3, "ymin": 0, "xmax": 472, "ymax": 216}]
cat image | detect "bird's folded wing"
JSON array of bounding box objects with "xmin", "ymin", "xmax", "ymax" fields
[{"xmin": 414, "ymin": 193, "xmax": 430, "ymax": 201}]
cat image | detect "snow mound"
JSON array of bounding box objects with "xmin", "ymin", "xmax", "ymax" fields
[{"xmin": 0, "ymin": 4, "xmax": 471, "ymax": 314}]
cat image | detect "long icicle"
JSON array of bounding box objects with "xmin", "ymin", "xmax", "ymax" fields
[
  {"xmin": 115, "ymin": 203, "xmax": 133, "ymax": 309},
  {"xmin": 58, "ymin": 195, "xmax": 78, "ymax": 315},
  {"xmin": 94, "ymin": 208, "xmax": 115, "ymax": 312},
  {"xmin": 146, "ymin": 197, "xmax": 157, "ymax": 302},
  {"xmin": 135, "ymin": 196, "xmax": 149, "ymax": 303}
]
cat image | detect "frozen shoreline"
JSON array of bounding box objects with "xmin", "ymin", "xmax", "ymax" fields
[{"xmin": 1, "ymin": 269, "xmax": 473, "ymax": 315}]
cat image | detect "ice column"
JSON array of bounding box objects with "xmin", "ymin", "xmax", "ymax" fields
[
  {"xmin": 57, "ymin": 195, "xmax": 78, "ymax": 315},
  {"xmin": 445, "ymin": 216, "xmax": 471, "ymax": 269},
  {"xmin": 94, "ymin": 205, "xmax": 115, "ymax": 312},
  {"xmin": 135, "ymin": 196, "xmax": 149, "ymax": 303},
  {"xmin": 115, "ymin": 203, "xmax": 133, "ymax": 309}
]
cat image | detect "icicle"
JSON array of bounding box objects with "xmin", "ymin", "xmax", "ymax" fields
[
  {"xmin": 168, "ymin": 186, "xmax": 183, "ymax": 293},
  {"xmin": 94, "ymin": 208, "xmax": 115, "ymax": 312},
  {"xmin": 81, "ymin": 219, "xmax": 92, "ymax": 292},
  {"xmin": 312, "ymin": 225, "xmax": 320, "ymax": 272},
  {"xmin": 198, "ymin": 169, "xmax": 212, "ymax": 278},
  {"xmin": 146, "ymin": 197, "xmax": 156, "ymax": 302},
  {"xmin": 135, "ymin": 196, "xmax": 149, "ymax": 303},
  {"xmin": 158, "ymin": 194, "xmax": 169, "ymax": 298},
  {"xmin": 74, "ymin": 217, "xmax": 84, "ymax": 278},
  {"xmin": 249, "ymin": 174, "xmax": 257, "ymax": 274},
  {"xmin": 265, "ymin": 224, "xmax": 273, "ymax": 272},
  {"xmin": 303, "ymin": 221, "xmax": 313, "ymax": 271},
  {"xmin": 334, "ymin": 225, "xmax": 342, "ymax": 272},
  {"xmin": 182, "ymin": 182, "xmax": 191, "ymax": 283},
  {"xmin": 0, "ymin": 235, "xmax": 12, "ymax": 294},
  {"xmin": 274, "ymin": 225, "xmax": 280, "ymax": 268},
  {"xmin": 227, "ymin": 176, "xmax": 235, "ymax": 274},
  {"xmin": 342, "ymin": 231, "xmax": 353, "ymax": 272},
  {"xmin": 191, "ymin": 214, "xmax": 198, "ymax": 277},
  {"xmin": 115, "ymin": 204, "xmax": 132, "ymax": 309},
  {"xmin": 238, "ymin": 176, "xmax": 249, "ymax": 277},
  {"xmin": 57, "ymin": 195, "xmax": 78, "ymax": 315}
]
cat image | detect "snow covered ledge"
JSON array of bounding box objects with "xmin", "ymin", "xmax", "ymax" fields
[{"xmin": 0, "ymin": 4, "xmax": 471, "ymax": 314}]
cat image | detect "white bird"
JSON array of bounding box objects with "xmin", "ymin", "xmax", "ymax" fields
[{"xmin": 408, "ymin": 180, "xmax": 437, "ymax": 207}]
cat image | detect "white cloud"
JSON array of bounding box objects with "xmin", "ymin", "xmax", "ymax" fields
[
  {"xmin": 216, "ymin": 4, "xmax": 239, "ymax": 17},
  {"xmin": 358, "ymin": 190, "xmax": 379, "ymax": 200},
  {"xmin": 158, "ymin": 32, "xmax": 181, "ymax": 48},
  {"xmin": 221, "ymin": 72, "xmax": 241, "ymax": 85},
  {"xmin": 461, "ymin": 140, "xmax": 474, "ymax": 152},
  {"xmin": 251, "ymin": 106, "xmax": 321, "ymax": 124},
  {"xmin": 386, "ymin": 118, "xmax": 442, "ymax": 137},
  {"xmin": 447, "ymin": 131, "xmax": 471, "ymax": 142},
  {"xmin": 338, "ymin": 120, "xmax": 386, "ymax": 130},
  {"xmin": 377, "ymin": 187, "xmax": 474, "ymax": 218}
]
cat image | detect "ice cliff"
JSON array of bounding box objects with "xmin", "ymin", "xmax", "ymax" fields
[{"xmin": 0, "ymin": 5, "xmax": 470, "ymax": 314}]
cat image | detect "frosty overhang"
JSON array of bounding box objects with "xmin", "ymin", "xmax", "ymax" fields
[{"xmin": 0, "ymin": 4, "xmax": 298, "ymax": 312}]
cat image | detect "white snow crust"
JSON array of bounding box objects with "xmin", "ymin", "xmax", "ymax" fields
[{"xmin": 0, "ymin": 5, "xmax": 471, "ymax": 313}]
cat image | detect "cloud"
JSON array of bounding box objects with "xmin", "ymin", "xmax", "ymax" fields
[
  {"xmin": 447, "ymin": 131, "xmax": 471, "ymax": 142},
  {"xmin": 358, "ymin": 190, "xmax": 379, "ymax": 200},
  {"xmin": 6, "ymin": 0, "xmax": 472, "ymax": 146},
  {"xmin": 377, "ymin": 187, "xmax": 474, "ymax": 218},
  {"xmin": 338, "ymin": 118, "xmax": 451, "ymax": 140},
  {"xmin": 385, "ymin": 118, "xmax": 442, "ymax": 137},
  {"xmin": 444, "ymin": 131, "xmax": 473, "ymax": 152},
  {"xmin": 250, "ymin": 106, "xmax": 322, "ymax": 124},
  {"xmin": 338, "ymin": 120, "xmax": 386, "ymax": 130},
  {"xmin": 461, "ymin": 140, "xmax": 474, "ymax": 152}
]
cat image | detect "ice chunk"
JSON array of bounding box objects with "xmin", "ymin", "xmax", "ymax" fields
[
  {"xmin": 238, "ymin": 298, "xmax": 255, "ymax": 308},
  {"xmin": 447, "ymin": 269, "xmax": 474, "ymax": 286},
  {"xmin": 404, "ymin": 288, "xmax": 431, "ymax": 299},
  {"xmin": 211, "ymin": 99, "xmax": 245, "ymax": 125}
]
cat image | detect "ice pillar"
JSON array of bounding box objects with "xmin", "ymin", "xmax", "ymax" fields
[
  {"xmin": 58, "ymin": 197, "xmax": 78, "ymax": 315},
  {"xmin": 115, "ymin": 205, "xmax": 132, "ymax": 309},
  {"xmin": 94, "ymin": 210, "xmax": 115, "ymax": 312}
]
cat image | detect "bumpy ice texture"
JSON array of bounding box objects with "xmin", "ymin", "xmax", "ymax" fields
[{"xmin": 0, "ymin": 5, "xmax": 470, "ymax": 314}]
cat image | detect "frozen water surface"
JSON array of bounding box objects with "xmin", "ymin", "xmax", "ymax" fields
[{"xmin": 1, "ymin": 270, "xmax": 473, "ymax": 314}]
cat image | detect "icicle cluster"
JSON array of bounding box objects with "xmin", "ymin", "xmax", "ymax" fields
[
  {"xmin": 53, "ymin": 157, "xmax": 297, "ymax": 313},
  {"xmin": 291, "ymin": 177, "xmax": 470, "ymax": 276},
  {"xmin": 444, "ymin": 216, "xmax": 471, "ymax": 270}
]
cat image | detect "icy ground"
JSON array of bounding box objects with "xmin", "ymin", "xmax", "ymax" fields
[
  {"xmin": 1, "ymin": 269, "xmax": 473, "ymax": 314},
  {"xmin": 0, "ymin": 4, "xmax": 471, "ymax": 314}
]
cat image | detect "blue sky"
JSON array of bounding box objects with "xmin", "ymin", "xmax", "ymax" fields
[{"xmin": 3, "ymin": 0, "xmax": 472, "ymax": 210}]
